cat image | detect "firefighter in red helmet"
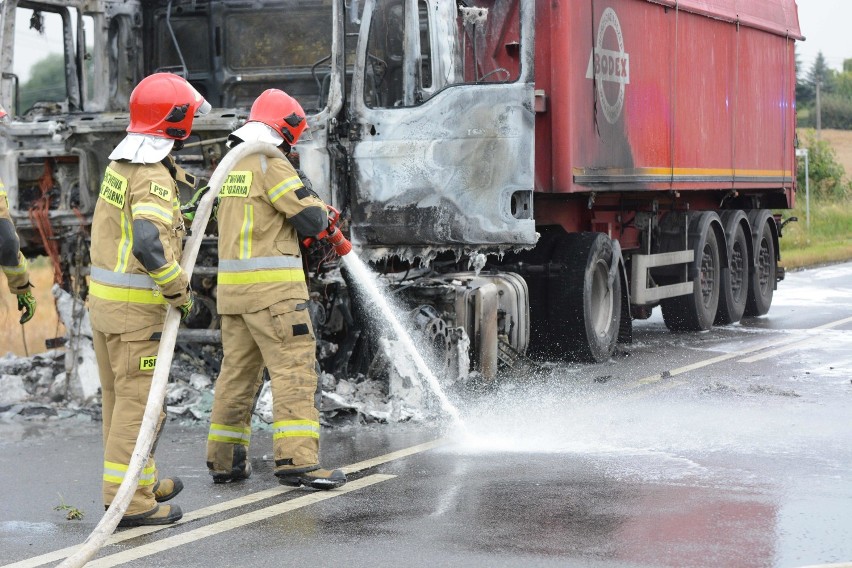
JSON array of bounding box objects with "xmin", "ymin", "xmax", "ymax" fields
[
  {"xmin": 206, "ymin": 89, "xmax": 351, "ymax": 489},
  {"xmin": 0, "ymin": 104, "xmax": 36, "ymax": 324},
  {"xmin": 88, "ymin": 73, "xmax": 210, "ymax": 526}
]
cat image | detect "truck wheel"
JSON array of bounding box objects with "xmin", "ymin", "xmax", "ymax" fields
[
  {"xmin": 744, "ymin": 220, "xmax": 776, "ymax": 317},
  {"xmin": 511, "ymin": 226, "xmax": 565, "ymax": 359},
  {"xmin": 715, "ymin": 216, "xmax": 749, "ymax": 325},
  {"xmin": 662, "ymin": 219, "xmax": 721, "ymax": 332},
  {"xmin": 548, "ymin": 233, "xmax": 621, "ymax": 362}
]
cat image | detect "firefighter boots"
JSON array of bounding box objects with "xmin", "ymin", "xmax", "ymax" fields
[
  {"xmin": 153, "ymin": 477, "xmax": 184, "ymax": 502},
  {"xmin": 275, "ymin": 466, "xmax": 347, "ymax": 490},
  {"xmin": 118, "ymin": 504, "xmax": 183, "ymax": 528},
  {"xmin": 210, "ymin": 444, "xmax": 252, "ymax": 484}
]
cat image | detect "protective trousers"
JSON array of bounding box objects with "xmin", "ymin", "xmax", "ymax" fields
[
  {"xmin": 93, "ymin": 324, "xmax": 165, "ymax": 515},
  {"xmin": 207, "ymin": 299, "xmax": 320, "ymax": 476}
]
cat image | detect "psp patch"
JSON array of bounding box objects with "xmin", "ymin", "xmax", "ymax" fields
[
  {"xmin": 99, "ymin": 167, "xmax": 128, "ymax": 209},
  {"xmin": 139, "ymin": 356, "xmax": 158, "ymax": 371},
  {"xmin": 219, "ymin": 171, "xmax": 253, "ymax": 198},
  {"xmin": 149, "ymin": 182, "xmax": 172, "ymax": 201}
]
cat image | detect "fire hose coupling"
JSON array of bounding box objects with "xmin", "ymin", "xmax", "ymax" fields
[{"xmin": 303, "ymin": 205, "xmax": 352, "ymax": 256}]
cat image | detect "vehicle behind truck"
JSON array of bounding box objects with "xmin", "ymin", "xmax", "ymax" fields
[{"xmin": 0, "ymin": 0, "xmax": 802, "ymax": 381}]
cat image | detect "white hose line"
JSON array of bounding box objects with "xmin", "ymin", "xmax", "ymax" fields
[{"xmin": 59, "ymin": 142, "xmax": 285, "ymax": 568}]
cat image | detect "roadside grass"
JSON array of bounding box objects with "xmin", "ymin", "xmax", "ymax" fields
[
  {"xmin": 0, "ymin": 257, "xmax": 66, "ymax": 357},
  {"xmin": 778, "ymin": 198, "xmax": 852, "ymax": 270}
]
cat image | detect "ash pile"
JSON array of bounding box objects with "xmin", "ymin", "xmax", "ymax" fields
[{"xmin": 1, "ymin": 287, "xmax": 456, "ymax": 426}]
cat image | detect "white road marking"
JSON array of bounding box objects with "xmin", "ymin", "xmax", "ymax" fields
[
  {"xmin": 341, "ymin": 439, "xmax": 447, "ymax": 473},
  {"xmin": 3, "ymin": 440, "xmax": 445, "ymax": 568},
  {"xmin": 633, "ymin": 314, "xmax": 852, "ymax": 386},
  {"xmin": 86, "ymin": 474, "xmax": 395, "ymax": 567},
  {"xmin": 0, "ymin": 488, "xmax": 296, "ymax": 568},
  {"xmin": 738, "ymin": 315, "xmax": 852, "ymax": 363}
]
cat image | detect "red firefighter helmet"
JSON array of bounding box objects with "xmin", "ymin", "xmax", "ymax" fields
[
  {"xmin": 0, "ymin": 103, "xmax": 7, "ymax": 120},
  {"xmin": 248, "ymin": 89, "xmax": 307, "ymax": 146},
  {"xmin": 127, "ymin": 73, "xmax": 210, "ymax": 140}
]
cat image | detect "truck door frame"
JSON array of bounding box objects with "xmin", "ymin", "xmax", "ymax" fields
[{"xmin": 347, "ymin": 0, "xmax": 537, "ymax": 254}]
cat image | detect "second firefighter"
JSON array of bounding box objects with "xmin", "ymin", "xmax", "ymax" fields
[{"xmin": 207, "ymin": 89, "xmax": 351, "ymax": 489}]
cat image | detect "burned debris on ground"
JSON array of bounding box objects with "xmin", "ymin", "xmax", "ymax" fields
[{"xmin": 0, "ymin": 287, "xmax": 447, "ymax": 426}]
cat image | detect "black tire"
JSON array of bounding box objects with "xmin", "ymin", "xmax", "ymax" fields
[
  {"xmin": 662, "ymin": 220, "xmax": 721, "ymax": 332},
  {"xmin": 744, "ymin": 220, "xmax": 776, "ymax": 317},
  {"xmin": 548, "ymin": 233, "xmax": 622, "ymax": 362},
  {"xmin": 715, "ymin": 219, "xmax": 749, "ymax": 325},
  {"xmin": 511, "ymin": 226, "xmax": 566, "ymax": 358}
]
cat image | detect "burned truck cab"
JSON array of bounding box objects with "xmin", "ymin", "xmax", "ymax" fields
[{"xmin": 0, "ymin": 0, "xmax": 539, "ymax": 383}]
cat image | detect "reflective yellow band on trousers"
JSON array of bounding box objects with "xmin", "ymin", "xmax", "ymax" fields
[
  {"xmin": 217, "ymin": 268, "xmax": 305, "ymax": 285},
  {"xmin": 103, "ymin": 460, "xmax": 157, "ymax": 486},
  {"xmin": 89, "ymin": 281, "xmax": 167, "ymax": 305},
  {"xmin": 272, "ymin": 419, "xmax": 320, "ymax": 440},
  {"xmin": 208, "ymin": 423, "xmax": 252, "ymax": 445}
]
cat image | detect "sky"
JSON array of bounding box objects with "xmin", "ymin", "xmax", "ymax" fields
[{"xmin": 795, "ymin": 0, "xmax": 851, "ymax": 73}]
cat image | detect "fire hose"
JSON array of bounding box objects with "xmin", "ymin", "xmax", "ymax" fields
[{"xmin": 58, "ymin": 142, "xmax": 285, "ymax": 568}]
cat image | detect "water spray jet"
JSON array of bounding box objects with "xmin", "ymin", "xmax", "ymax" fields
[{"xmin": 341, "ymin": 253, "xmax": 465, "ymax": 426}]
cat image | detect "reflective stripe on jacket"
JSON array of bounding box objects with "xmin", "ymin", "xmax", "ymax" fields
[
  {"xmin": 216, "ymin": 152, "xmax": 327, "ymax": 314},
  {"xmin": 88, "ymin": 160, "xmax": 190, "ymax": 334}
]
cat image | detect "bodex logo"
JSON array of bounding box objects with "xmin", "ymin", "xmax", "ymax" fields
[{"xmin": 585, "ymin": 7, "xmax": 630, "ymax": 124}]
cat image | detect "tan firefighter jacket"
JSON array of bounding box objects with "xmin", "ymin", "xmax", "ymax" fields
[
  {"xmin": 88, "ymin": 158, "xmax": 193, "ymax": 334},
  {"xmin": 0, "ymin": 178, "xmax": 32, "ymax": 295},
  {"xmin": 216, "ymin": 152, "xmax": 327, "ymax": 314}
]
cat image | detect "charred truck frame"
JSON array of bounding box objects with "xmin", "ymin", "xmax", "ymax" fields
[{"xmin": 0, "ymin": 0, "xmax": 801, "ymax": 381}]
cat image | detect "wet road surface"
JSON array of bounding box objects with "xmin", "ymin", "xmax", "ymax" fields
[{"xmin": 1, "ymin": 262, "xmax": 851, "ymax": 568}]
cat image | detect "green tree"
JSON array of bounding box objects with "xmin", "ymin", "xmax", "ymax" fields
[
  {"xmin": 18, "ymin": 53, "xmax": 66, "ymax": 113},
  {"xmin": 17, "ymin": 52, "xmax": 95, "ymax": 115},
  {"xmin": 807, "ymin": 51, "xmax": 836, "ymax": 93},
  {"xmin": 797, "ymin": 129, "xmax": 851, "ymax": 200},
  {"xmin": 796, "ymin": 46, "xmax": 814, "ymax": 105}
]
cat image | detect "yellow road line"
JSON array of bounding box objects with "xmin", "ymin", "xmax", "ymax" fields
[
  {"xmin": 3, "ymin": 440, "xmax": 445, "ymax": 568},
  {"xmin": 87, "ymin": 475, "xmax": 395, "ymax": 568}
]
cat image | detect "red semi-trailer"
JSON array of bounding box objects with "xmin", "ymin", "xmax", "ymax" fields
[
  {"xmin": 503, "ymin": 0, "xmax": 804, "ymax": 362},
  {"xmin": 0, "ymin": 0, "xmax": 803, "ymax": 378}
]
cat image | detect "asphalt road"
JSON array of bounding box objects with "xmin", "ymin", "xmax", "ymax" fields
[{"xmin": 1, "ymin": 262, "xmax": 852, "ymax": 568}]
